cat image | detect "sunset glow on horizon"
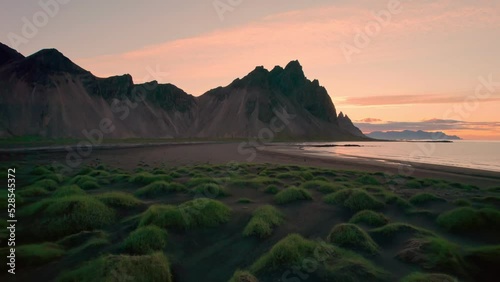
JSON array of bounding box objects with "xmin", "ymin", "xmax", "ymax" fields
[{"xmin": 2, "ymin": 0, "xmax": 499, "ymax": 139}]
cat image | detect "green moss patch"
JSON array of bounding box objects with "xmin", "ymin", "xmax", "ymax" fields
[
  {"xmin": 17, "ymin": 243, "xmax": 65, "ymax": 266},
  {"xmin": 52, "ymin": 185, "xmax": 86, "ymax": 198}
]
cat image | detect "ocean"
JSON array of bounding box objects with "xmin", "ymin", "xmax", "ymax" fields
[{"xmin": 297, "ymin": 140, "xmax": 500, "ymax": 173}]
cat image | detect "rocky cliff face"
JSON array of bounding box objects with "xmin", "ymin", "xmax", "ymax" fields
[{"xmin": 0, "ymin": 44, "xmax": 367, "ymax": 140}]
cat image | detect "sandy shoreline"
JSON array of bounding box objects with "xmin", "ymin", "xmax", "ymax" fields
[{"xmin": 3, "ymin": 142, "xmax": 498, "ymax": 187}]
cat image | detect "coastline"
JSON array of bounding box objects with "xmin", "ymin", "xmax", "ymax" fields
[{"xmin": 3, "ymin": 142, "xmax": 498, "ymax": 187}]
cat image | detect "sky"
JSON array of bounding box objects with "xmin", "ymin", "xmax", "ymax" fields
[{"xmin": 1, "ymin": 0, "xmax": 499, "ymax": 139}]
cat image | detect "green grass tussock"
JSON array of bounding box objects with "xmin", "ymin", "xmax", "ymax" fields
[
  {"xmin": 436, "ymin": 207, "xmax": 500, "ymax": 235},
  {"xmin": 134, "ymin": 181, "xmax": 186, "ymax": 197},
  {"xmin": 229, "ymin": 270, "xmax": 259, "ymax": 282},
  {"xmin": 52, "ymin": 185, "xmax": 86, "ymax": 198},
  {"xmin": 370, "ymin": 223, "xmax": 435, "ymax": 239},
  {"xmin": 250, "ymin": 234, "xmax": 387, "ymax": 281},
  {"xmin": 190, "ymin": 183, "xmax": 230, "ymax": 198},
  {"xmin": 22, "ymin": 196, "xmax": 114, "ymax": 238},
  {"xmin": 409, "ymin": 193, "xmax": 446, "ymax": 205},
  {"xmin": 274, "ymin": 187, "xmax": 312, "ymax": 204},
  {"xmin": 94, "ymin": 192, "xmax": 143, "ymax": 208},
  {"xmin": 57, "ymin": 252, "xmax": 172, "ymax": 282},
  {"xmin": 18, "ymin": 186, "xmax": 50, "ymax": 197},
  {"xmin": 324, "ymin": 189, "xmax": 384, "ymax": 211},
  {"xmin": 263, "ymin": 185, "xmax": 279, "ymax": 194},
  {"xmin": 301, "ymin": 180, "xmax": 345, "ymax": 194},
  {"xmin": 129, "ymin": 172, "xmax": 172, "ymax": 185},
  {"xmin": 349, "ymin": 210, "xmax": 388, "ymax": 227},
  {"xmin": 243, "ymin": 205, "xmax": 284, "ymax": 238},
  {"xmin": 400, "ymin": 272, "xmax": 458, "ymax": 282},
  {"xmin": 33, "ymin": 179, "xmax": 59, "ymax": 191},
  {"xmin": 17, "ymin": 243, "xmax": 65, "ymax": 266},
  {"xmin": 327, "ymin": 223, "xmax": 379, "ymax": 254},
  {"xmin": 123, "ymin": 226, "xmax": 168, "ymax": 254},
  {"xmin": 139, "ymin": 199, "xmax": 231, "ymax": 229}
]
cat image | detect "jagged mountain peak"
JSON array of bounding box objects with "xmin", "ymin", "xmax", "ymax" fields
[
  {"xmin": 23, "ymin": 48, "xmax": 88, "ymax": 74},
  {"xmin": 0, "ymin": 42, "xmax": 25, "ymax": 66}
]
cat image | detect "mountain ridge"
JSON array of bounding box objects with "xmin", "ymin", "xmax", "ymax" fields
[
  {"xmin": 0, "ymin": 44, "xmax": 366, "ymax": 140},
  {"xmin": 367, "ymin": 130, "xmax": 461, "ymax": 140}
]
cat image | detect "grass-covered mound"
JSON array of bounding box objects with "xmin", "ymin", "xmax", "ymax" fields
[
  {"xmin": 229, "ymin": 270, "xmax": 259, "ymax": 282},
  {"xmin": 94, "ymin": 192, "xmax": 143, "ymax": 208},
  {"xmin": 327, "ymin": 223, "xmax": 379, "ymax": 254},
  {"xmin": 436, "ymin": 207, "xmax": 500, "ymax": 235},
  {"xmin": 301, "ymin": 180, "xmax": 345, "ymax": 194},
  {"xmin": 249, "ymin": 234, "xmax": 388, "ymax": 281},
  {"xmin": 190, "ymin": 183, "xmax": 230, "ymax": 198},
  {"xmin": 134, "ymin": 181, "xmax": 186, "ymax": 197},
  {"xmin": 52, "ymin": 185, "xmax": 86, "ymax": 198},
  {"xmin": 274, "ymin": 187, "xmax": 312, "ymax": 204},
  {"xmin": 370, "ymin": 223, "xmax": 435, "ymax": 241},
  {"xmin": 139, "ymin": 199, "xmax": 231, "ymax": 229},
  {"xmin": 397, "ymin": 236, "xmax": 466, "ymax": 276},
  {"xmin": 123, "ymin": 226, "xmax": 168, "ymax": 254},
  {"xmin": 17, "ymin": 243, "xmax": 66, "ymax": 266},
  {"xmin": 243, "ymin": 205, "xmax": 284, "ymax": 238},
  {"xmin": 409, "ymin": 193, "xmax": 446, "ymax": 205},
  {"xmin": 129, "ymin": 172, "xmax": 172, "ymax": 185},
  {"xmin": 357, "ymin": 175, "xmax": 380, "ymax": 185},
  {"xmin": 18, "ymin": 186, "xmax": 50, "ymax": 197},
  {"xmin": 349, "ymin": 210, "xmax": 388, "ymax": 227},
  {"xmin": 324, "ymin": 189, "xmax": 384, "ymax": 211},
  {"xmin": 57, "ymin": 252, "xmax": 172, "ymax": 282},
  {"xmin": 263, "ymin": 185, "xmax": 279, "ymax": 194},
  {"xmin": 32, "ymin": 179, "xmax": 59, "ymax": 191},
  {"xmin": 400, "ymin": 272, "xmax": 458, "ymax": 282},
  {"xmin": 21, "ymin": 196, "xmax": 115, "ymax": 238}
]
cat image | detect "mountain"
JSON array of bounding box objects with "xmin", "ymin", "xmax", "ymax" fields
[
  {"xmin": 0, "ymin": 44, "xmax": 366, "ymax": 140},
  {"xmin": 367, "ymin": 130, "xmax": 462, "ymax": 140}
]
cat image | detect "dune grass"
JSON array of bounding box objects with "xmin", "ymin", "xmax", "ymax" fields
[
  {"xmin": 229, "ymin": 270, "xmax": 259, "ymax": 282},
  {"xmin": 123, "ymin": 226, "xmax": 168, "ymax": 254},
  {"xmin": 357, "ymin": 175, "xmax": 380, "ymax": 185},
  {"xmin": 94, "ymin": 192, "xmax": 143, "ymax": 208},
  {"xmin": 370, "ymin": 223, "xmax": 435, "ymax": 241},
  {"xmin": 263, "ymin": 185, "xmax": 279, "ymax": 194},
  {"xmin": 70, "ymin": 175, "xmax": 97, "ymax": 186},
  {"xmin": 57, "ymin": 252, "xmax": 172, "ymax": 282},
  {"xmin": 436, "ymin": 207, "xmax": 500, "ymax": 234},
  {"xmin": 397, "ymin": 236, "xmax": 465, "ymax": 275},
  {"xmin": 274, "ymin": 187, "xmax": 312, "ymax": 204},
  {"xmin": 243, "ymin": 205, "xmax": 284, "ymax": 238},
  {"xmin": 400, "ymin": 272, "xmax": 458, "ymax": 282},
  {"xmin": 324, "ymin": 189, "xmax": 384, "ymax": 211},
  {"xmin": 190, "ymin": 183, "xmax": 230, "ymax": 198},
  {"xmin": 249, "ymin": 234, "xmax": 388, "ymax": 281},
  {"xmin": 32, "ymin": 179, "xmax": 59, "ymax": 191},
  {"xmin": 129, "ymin": 172, "xmax": 172, "ymax": 185},
  {"xmin": 327, "ymin": 223, "xmax": 379, "ymax": 254},
  {"xmin": 21, "ymin": 195, "xmax": 115, "ymax": 238},
  {"xmin": 349, "ymin": 210, "xmax": 388, "ymax": 227},
  {"xmin": 52, "ymin": 185, "xmax": 86, "ymax": 198},
  {"xmin": 17, "ymin": 243, "xmax": 66, "ymax": 266},
  {"xmin": 409, "ymin": 193, "xmax": 446, "ymax": 205},
  {"xmin": 18, "ymin": 186, "xmax": 50, "ymax": 197},
  {"xmin": 139, "ymin": 199, "xmax": 231, "ymax": 229},
  {"xmin": 134, "ymin": 181, "xmax": 186, "ymax": 197},
  {"xmin": 186, "ymin": 177, "xmax": 219, "ymax": 188},
  {"xmin": 301, "ymin": 180, "xmax": 345, "ymax": 194}
]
